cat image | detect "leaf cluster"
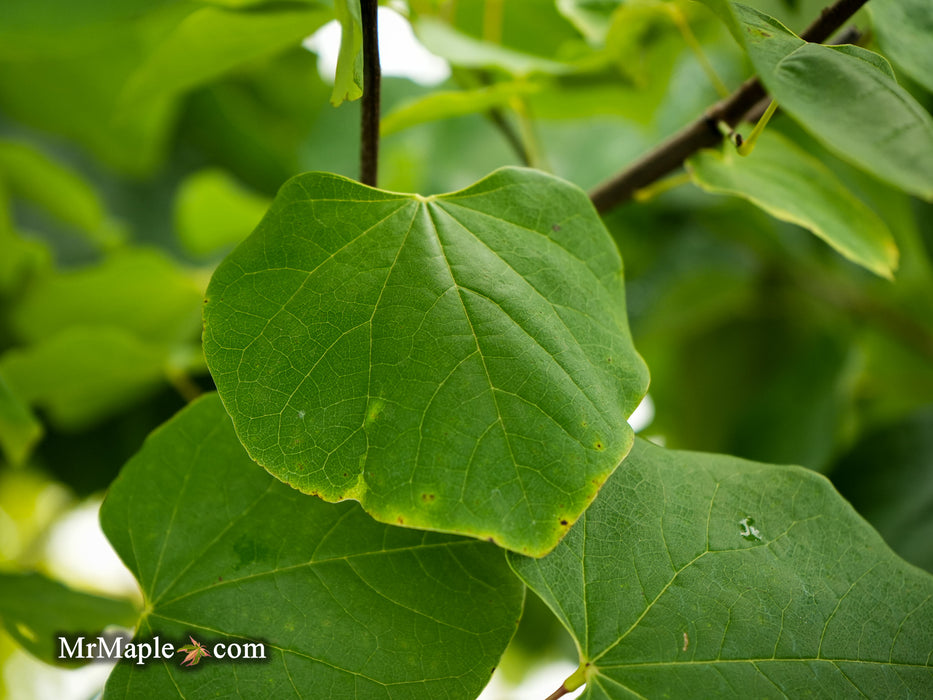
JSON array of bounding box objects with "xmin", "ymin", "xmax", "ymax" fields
[{"xmin": 0, "ymin": 0, "xmax": 932, "ymax": 698}]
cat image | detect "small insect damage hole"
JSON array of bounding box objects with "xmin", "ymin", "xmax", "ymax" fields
[
  {"xmin": 738, "ymin": 516, "xmax": 761, "ymax": 542},
  {"xmin": 594, "ymin": 441, "xmax": 604, "ymax": 451}
]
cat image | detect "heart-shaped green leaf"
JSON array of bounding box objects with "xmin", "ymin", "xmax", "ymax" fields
[
  {"xmin": 509, "ymin": 438, "xmax": 933, "ymax": 697},
  {"xmin": 203, "ymin": 167, "xmax": 648, "ymax": 555},
  {"xmin": 687, "ymin": 130, "xmax": 898, "ymax": 278},
  {"xmin": 699, "ymin": 1, "xmax": 933, "ymax": 201},
  {"xmin": 101, "ymin": 394, "xmax": 523, "ymax": 698}
]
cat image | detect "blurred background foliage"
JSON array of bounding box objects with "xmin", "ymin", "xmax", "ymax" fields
[{"xmin": 0, "ymin": 0, "xmax": 931, "ymax": 697}]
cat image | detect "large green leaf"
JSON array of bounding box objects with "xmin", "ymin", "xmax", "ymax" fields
[
  {"xmin": 203, "ymin": 167, "xmax": 648, "ymax": 556},
  {"xmin": 699, "ymin": 1, "xmax": 933, "ymax": 200},
  {"xmin": 868, "ymin": 0, "xmax": 933, "ymax": 94},
  {"xmin": 687, "ymin": 130, "xmax": 898, "ymax": 278},
  {"xmin": 0, "ymin": 572, "xmax": 137, "ymax": 666},
  {"xmin": 101, "ymin": 393, "xmax": 523, "ymax": 698},
  {"xmin": 509, "ymin": 438, "xmax": 933, "ymax": 697}
]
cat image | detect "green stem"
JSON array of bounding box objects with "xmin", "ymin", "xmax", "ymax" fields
[
  {"xmin": 633, "ymin": 172, "xmax": 692, "ymax": 202},
  {"xmin": 510, "ymin": 96, "xmax": 545, "ymax": 170},
  {"xmin": 667, "ymin": 5, "xmax": 729, "ymax": 98},
  {"xmin": 546, "ymin": 663, "xmax": 588, "ymax": 700},
  {"xmin": 737, "ymin": 99, "xmax": 778, "ymax": 156}
]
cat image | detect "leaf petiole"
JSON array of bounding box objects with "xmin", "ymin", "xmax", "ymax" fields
[{"xmin": 737, "ymin": 98, "xmax": 778, "ymax": 156}]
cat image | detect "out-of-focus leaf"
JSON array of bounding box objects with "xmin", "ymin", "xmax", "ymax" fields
[
  {"xmin": 868, "ymin": 0, "xmax": 933, "ymax": 94},
  {"xmin": 381, "ymin": 81, "xmax": 539, "ymax": 136},
  {"xmin": 174, "ymin": 169, "xmax": 270, "ymax": 257},
  {"xmin": 509, "ymin": 437, "xmax": 933, "ymax": 697},
  {"xmin": 832, "ymin": 407, "xmax": 933, "ymax": 573},
  {"xmin": 101, "ymin": 394, "xmax": 524, "ymax": 698},
  {"xmin": 0, "ymin": 370, "xmax": 42, "ymax": 466},
  {"xmin": 687, "ymin": 130, "xmax": 899, "ymax": 278},
  {"xmin": 203, "ymin": 168, "xmax": 648, "ymax": 556},
  {"xmin": 728, "ymin": 331, "xmax": 859, "ymax": 471},
  {"xmin": 414, "ymin": 18, "xmax": 578, "ymax": 75},
  {"xmin": 0, "ymin": 327, "xmax": 169, "ymax": 430},
  {"xmin": 0, "ymin": 140, "xmax": 124, "ymax": 249},
  {"xmin": 10, "ymin": 249, "xmax": 202, "ymax": 346},
  {"xmin": 557, "ymin": 0, "xmax": 624, "ymax": 44},
  {"xmin": 698, "ymin": 1, "xmax": 933, "ymax": 200},
  {"xmin": 0, "ymin": 572, "xmax": 137, "ymax": 665},
  {"xmin": 0, "ymin": 185, "xmax": 52, "ymax": 293},
  {"xmin": 180, "ymin": 47, "xmax": 329, "ymax": 194},
  {"xmin": 119, "ymin": 3, "xmax": 330, "ymax": 117},
  {"xmin": 0, "ymin": 0, "xmax": 180, "ymax": 59},
  {"xmin": 0, "ymin": 20, "xmax": 181, "ymax": 175},
  {"xmin": 331, "ymin": 0, "xmax": 364, "ymax": 106},
  {"xmin": 410, "ymin": 0, "xmax": 584, "ymax": 61},
  {"xmin": 0, "ymin": 469, "xmax": 72, "ymax": 562}
]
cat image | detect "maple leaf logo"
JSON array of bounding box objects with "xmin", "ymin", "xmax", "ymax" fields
[{"xmin": 176, "ymin": 636, "xmax": 211, "ymax": 667}]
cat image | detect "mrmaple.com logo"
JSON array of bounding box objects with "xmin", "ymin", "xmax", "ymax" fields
[{"xmin": 57, "ymin": 633, "xmax": 267, "ymax": 666}]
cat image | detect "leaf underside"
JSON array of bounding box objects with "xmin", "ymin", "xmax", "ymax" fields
[
  {"xmin": 509, "ymin": 438, "xmax": 933, "ymax": 698},
  {"xmin": 687, "ymin": 130, "xmax": 898, "ymax": 278},
  {"xmin": 700, "ymin": 0, "xmax": 933, "ymax": 201},
  {"xmin": 203, "ymin": 167, "xmax": 648, "ymax": 556},
  {"xmin": 101, "ymin": 394, "xmax": 523, "ymax": 699}
]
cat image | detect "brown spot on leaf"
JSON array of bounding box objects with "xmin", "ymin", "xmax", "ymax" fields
[
  {"xmin": 560, "ymin": 520, "xmax": 568, "ymax": 526},
  {"xmin": 421, "ymin": 493, "xmax": 436, "ymax": 502},
  {"xmin": 552, "ymin": 224, "xmax": 561, "ymax": 231}
]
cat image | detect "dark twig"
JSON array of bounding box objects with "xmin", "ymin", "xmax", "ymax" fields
[
  {"xmin": 544, "ymin": 683, "xmax": 571, "ymax": 700},
  {"xmin": 360, "ymin": 0, "xmax": 381, "ymax": 187},
  {"xmin": 588, "ymin": 0, "xmax": 870, "ymax": 213}
]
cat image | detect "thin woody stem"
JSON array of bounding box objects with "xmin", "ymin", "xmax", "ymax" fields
[
  {"xmin": 360, "ymin": 0, "xmax": 381, "ymax": 187},
  {"xmin": 588, "ymin": 0, "xmax": 870, "ymax": 213}
]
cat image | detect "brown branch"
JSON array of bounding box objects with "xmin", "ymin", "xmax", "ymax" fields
[
  {"xmin": 545, "ymin": 684, "xmax": 571, "ymax": 700},
  {"xmin": 588, "ymin": 0, "xmax": 870, "ymax": 213},
  {"xmin": 360, "ymin": 0, "xmax": 381, "ymax": 187}
]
